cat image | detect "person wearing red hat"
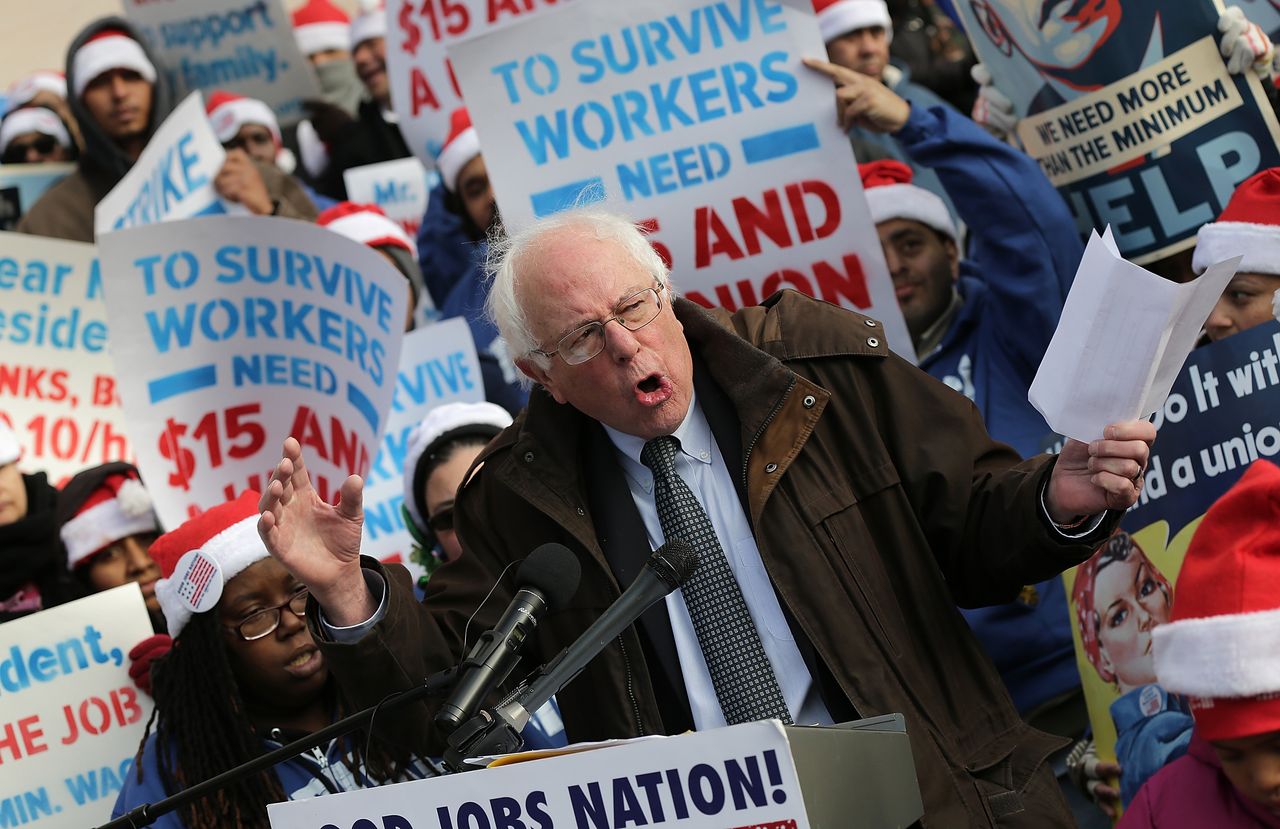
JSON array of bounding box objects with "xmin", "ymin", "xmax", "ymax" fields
[
  {"xmin": 317, "ymin": 201, "xmax": 426, "ymax": 327},
  {"xmin": 5, "ymin": 70, "xmax": 84, "ymax": 151},
  {"xmin": 1114, "ymin": 460, "xmax": 1280, "ymax": 827},
  {"xmin": 57, "ymin": 462, "xmax": 163, "ymax": 619},
  {"xmin": 0, "ymin": 421, "xmax": 75, "ymax": 623},
  {"xmin": 18, "ymin": 18, "xmax": 317, "ymax": 242},
  {"xmin": 1194, "ymin": 167, "xmax": 1280, "ymax": 343},
  {"xmin": 290, "ymin": 0, "xmax": 363, "ymax": 116},
  {"xmin": 0, "ymin": 106, "xmax": 76, "ymax": 165},
  {"xmin": 112, "ymin": 491, "xmax": 435, "ymax": 828},
  {"xmin": 307, "ymin": 0, "xmax": 412, "ymax": 201}
]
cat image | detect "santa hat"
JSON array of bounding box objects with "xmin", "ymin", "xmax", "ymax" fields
[
  {"xmin": 318, "ymin": 202, "xmax": 416, "ymax": 256},
  {"xmin": 8, "ymin": 71, "xmax": 67, "ymax": 108},
  {"xmin": 58, "ymin": 463, "xmax": 159, "ymax": 569},
  {"xmin": 0, "ymin": 421, "xmax": 20, "ymax": 466},
  {"xmin": 438, "ymin": 107, "xmax": 480, "ymax": 193},
  {"xmin": 402, "ymin": 402, "xmax": 511, "ymax": 537},
  {"xmin": 71, "ymin": 29, "xmax": 157, "ymax": 100},
  {"xmin": 0, "ymin": 108, "xmax": 71, "ymax": 156},
  {"xmin": 859, "ymin": 159, "xmax": 955, "ymax": 240},
  {"xmin": 1153, "ymin": 460, "xmax": 1280, "ymax": 741},
  {"xmin": 1194, "ymin": 167, "xmax": 1280, "ymax": 276},
  {"xmin": 292, "ymin": 0, "xmax": 352, "ymax": 56},
  {"xmin": 813, "ymin": 0, "xmax": 893, "ymax": 44},
  {"xmin": 151, "ymin": 491, "xmax": 268, "ymax": 637},
  {"xmin": 351, "ymin": 0, "xmax": 387, "ymax": 49},
  {"xmin": 204, "ymin": 90, "xmax": 295, "ymax": 173}
]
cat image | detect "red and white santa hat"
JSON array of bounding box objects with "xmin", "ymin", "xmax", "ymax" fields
[
  {"xmin": 0, "ymin": 421, "xmax": 20, "ymax": 466},
  {"xmin": 8, "ymin": 71, "xmax": 67, "ymax": 108},
  {"xmin": 0, "ymin": 107, "xmax": 71, "ymax": 155},
  {"xmin": 318, "ymin": 201, "xmax": 416, "ymax": 256},
  {"xmin": 1153, "ymin": 460, "xmax": 1280, "ymax": 742},
  {"xmin": 1194, "ymin": 167, "xmax": 1280, "ymax": 276},
  {"xmin": 438, "ymin": 107, "xmax": 480, "ymax": 193},
  {"xmin": 402, "ymin": 402, "xmax": 512, "ymax": 536},
  {"xmin": 71, "ymin": 29, "xmax": 157, "ymax": 100},
  {"xmin": 813, "ymin": 0, "xmax": 893, "ymax": 44},
  {"xmin": 351, "ymin": 0, "xmax": 387, "ymax": 49},
  {"xmin": 205, "ymin": 90, "xmax": 281, "ymax": 146},
  {"xmin": 292, "ymin": 0, "xmax": 352, "ymax": 56},
  {"xmin": 59, "ymin": 467, "xmax": 159, "ymax": 569},
  {"xmin": 859, "ymin": 159, "xmax": 955, "ymax": 240},
  {"xmin": 151, "ymin": 491, "xmax": 269, "ymax": 637}
]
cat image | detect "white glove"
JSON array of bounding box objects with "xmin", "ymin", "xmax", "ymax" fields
[
  {"xmin": 1219, "ymin": 7, "xmax": 1276, "ymax": 77},
  {"xmin": 970, "ymin": 63, "xmax": 1018, "ymax": 139}
]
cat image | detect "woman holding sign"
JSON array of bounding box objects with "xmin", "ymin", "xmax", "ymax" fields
[{"xmin": 114, "ymin": 492, "xmax": 434, "ymax": 828}]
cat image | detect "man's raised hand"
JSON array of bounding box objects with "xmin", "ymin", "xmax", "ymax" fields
[{"xmin": 257, "ymin": 437, "xmax": 375, "ymax": 625}]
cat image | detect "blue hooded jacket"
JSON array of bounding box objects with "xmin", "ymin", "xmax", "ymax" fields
[{"xmin": 894, "ymin": 102, "xmax": 1085, "ymax": 716}]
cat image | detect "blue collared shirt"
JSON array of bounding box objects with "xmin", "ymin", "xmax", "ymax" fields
[{"xmin": 602, "ymin": 393, "xmax": 834, "ymax": 730}]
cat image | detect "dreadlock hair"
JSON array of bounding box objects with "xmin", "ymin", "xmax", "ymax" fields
[{"xmin": 136, "ymin": 608, "xmax": 417, "ymax": 828}]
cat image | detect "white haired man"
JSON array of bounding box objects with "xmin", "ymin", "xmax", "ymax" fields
[{"xmin": 259, "ymin": 210, "xmax": 1155, "ymax": 827}]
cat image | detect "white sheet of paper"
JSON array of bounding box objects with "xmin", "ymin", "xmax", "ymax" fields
[{"xmin": 1029, "ymin": 227, "xmax": 1240, "ymax": 442}]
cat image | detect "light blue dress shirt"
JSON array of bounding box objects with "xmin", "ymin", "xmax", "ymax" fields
[{"xmin": 602, "ymin": 393, "xmax": 834, "ymax": 730}]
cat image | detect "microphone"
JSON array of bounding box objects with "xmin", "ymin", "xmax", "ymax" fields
[
  {"xmin": 497, "ymin": 540, "xmax": 698, "ymax": 732},
  {"xmin": 434, "ymin": 543, "xmax": 581, "ymax": 734}
]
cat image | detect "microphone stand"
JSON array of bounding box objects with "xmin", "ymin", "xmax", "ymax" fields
[{"xmin": 96, "ymin": 667, "xmax": 457, "ymax": 829}]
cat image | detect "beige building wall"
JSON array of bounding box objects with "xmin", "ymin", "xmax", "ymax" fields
[{"xmin": 1, "ymin": 0, "xmax": 359, "ymax": 96}]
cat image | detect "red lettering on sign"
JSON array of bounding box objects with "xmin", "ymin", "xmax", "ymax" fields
[{"xmin": 410, "ymin": 67, "xmax": 440, "ymax": 116}]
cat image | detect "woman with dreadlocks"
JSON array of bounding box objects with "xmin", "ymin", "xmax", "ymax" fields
[{"xmin": 112, "ymin": 491, "xmax": 434, "ymax": 829}]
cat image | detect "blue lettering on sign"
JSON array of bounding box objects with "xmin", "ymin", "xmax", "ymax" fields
[
  {"xmin": 530, "ymin": 178, "xmax": 607, "ymax": 218},
  {"xmin": 0, "ymin": 626, "xmax": 120, "ymax": 697},
  {"xmin": 112, "ymin": 131, "xmax": 212, "ymax": 229},
  {"xmin": 64, "ymin": 758, "xmax": 132, "ymax": 806},
  {"xmin": 617, "ymin": 142, "xmax": 730, "ymax": 200},
  {"xmin": 373, "ymin": 180, "xmax": 411, "ymax": 204},
  {"xmin": 231, "ymin": 353, "xmax": 339, "ymax": 395},
  {"xmin": 148, "ymin": 364, "xmax": 218, "ymax": 403},
  {"xmin": 347, "ymin": 382, "xmax": 381, "ymax": 433},
  {"xmin": 741, "ymin": 123, "xmax": 819, "ymax": 164},
  {"xmin": 434, "ymin": 792, "xmax": 551, "ymax": 829}
]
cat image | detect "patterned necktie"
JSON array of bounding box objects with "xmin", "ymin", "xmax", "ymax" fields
[{"xmin": 641, "ymin": 435, "xmax": 792, "ymax": 725}]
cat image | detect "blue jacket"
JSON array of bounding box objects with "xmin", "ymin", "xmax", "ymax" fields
[
  {"xmin": 895, "ymin": 102, "xmax": 1085, "ymax": 716},
  {"xmin": 113, "ymin": 729, "xmax": 434, "ymax": 828},
  {"xmin": 1112, "ymin": 684, "xmax": 1194, "ymax": 807}
]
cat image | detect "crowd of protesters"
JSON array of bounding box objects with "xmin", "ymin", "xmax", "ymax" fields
[{"xmin": 2, "ymin": 0, "xmax": 1280, "ymax": 827}]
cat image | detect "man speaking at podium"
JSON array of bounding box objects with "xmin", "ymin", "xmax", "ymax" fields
[{"xmin": 258, "ymin": 210, "xmax": 1153, "ymax": 827}]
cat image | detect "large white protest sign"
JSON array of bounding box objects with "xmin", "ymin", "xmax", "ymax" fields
[
  {"xmin": 387, "ymin": 0, "xmax": 568, "ymax": 163},
  {"xmin": 127, "ymin": 0, "xmax": 320, "ymax": 126},
  {"xmin": 448, "ymin": 0, "xmax": 914, "ymax": 360},
  {"xmin": 0, "ymin": 233, "xmax": 132, "ymax": 485},
  {"xmin": 94, "ymin": 92, "xmax": 229, "ymax": 237},
  {"xmin": 344, "ymin": 158, "xmax": 434, "ymax": 238},
  {"xmin": 97, "ymin": 216, "xmax": 409, "ymax": 527},
  {"xmin": 270, "ymin": 720, "xmax": 811, "ymax": 829},
  {"xmin": 362, "ymin": 318, "xmax": 483, "ymax": 566},
  {"xmin": 0, "ymin": 585, "xmax": 155, "ymax": 829}
]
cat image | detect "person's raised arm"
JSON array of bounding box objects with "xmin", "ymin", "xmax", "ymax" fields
[{"xmin": 257, "ymin": 437, "xmax": 376, "ymax": 625}]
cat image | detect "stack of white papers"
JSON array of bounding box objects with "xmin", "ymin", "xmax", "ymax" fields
[{"xmin": 1029, "ymin": 227, "xmax": 1240, "ymax": 442}]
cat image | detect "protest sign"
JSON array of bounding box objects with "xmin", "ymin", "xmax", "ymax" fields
[
  {"xmin": 0, "ymin": 164, "xmax": 74, "ymax": 231},
  {"xmin": 361, "ymin": 318, "xmax": 483, "ymax": 567},
  {"xmin": 387, "ymin": 0, "xmax": 569, "ymax": 164},
  {"xmin": 954, "ymin": 0, "xmax": 1280, "ymax": 263},
  {"xmin": 1229, "ymin": 0, "xmax": 1280, "ymax": 39},
  {"xmin": 0, "ymin": 585, "xmax": 155, "ymax": 829},
  {"xmin": 97, "ymin": 215, "xmax": 409, "ymax": 528},
  {"xmin": 448, "ymin": 0, "xmax": 915, "ymax": 360},
  {"xmin": 95, "ymin": 92, "xmax": 230, "ymax": 236},
  {"xmin": 126, "ymin": 0, "xmax": 319, "ymax": 125},
  {"xmin": 0, "ymin": 233, "xmax": 132, "ymax": 485},
  {"xmin": 1063, "ymin": 320, "xmax": 1280, "ymax": 812},
  {"xmin": 344, "ymin": 158, "xmax": 434, "ymax": 238},
  {"xmin": 270, "ymin": 719, "xmax": 811, "ymax": 829}
]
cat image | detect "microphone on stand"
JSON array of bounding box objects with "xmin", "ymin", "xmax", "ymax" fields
[
  {"xmin": 443, "ymin": 540, "xmax": 698, "ymax": 770},
  {"xmin": 435, "ymin": 543, "xmax": 581, "ymax": 734}
]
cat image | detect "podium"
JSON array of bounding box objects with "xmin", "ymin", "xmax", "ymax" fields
[{"xmin": 268, "ymin": 715, "xmax": 923, "ymax": 829}]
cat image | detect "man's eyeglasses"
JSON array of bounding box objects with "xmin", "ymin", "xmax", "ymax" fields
[
  {"xmin": 2, "ymin": 135, "xmax": 59, "ymax": 164},
  {"xmin": 532, "ymin": 286, "xmax": 665, "ymax": 366},
  {"xmin": 227, "ymin": 589, "xmax": 309, "ymax": 641},
  {"xmin": 223, "ymin": 131, "xmax": 274, "ymax": 153}
]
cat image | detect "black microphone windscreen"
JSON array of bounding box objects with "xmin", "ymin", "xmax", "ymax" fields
[
  {"xmin": 648, "ymin": 539, "xmax": 699, "ymax": 589},
  {"xmin": 518, "ymin": 543, "xmax": 581, "ymax": 609}
]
